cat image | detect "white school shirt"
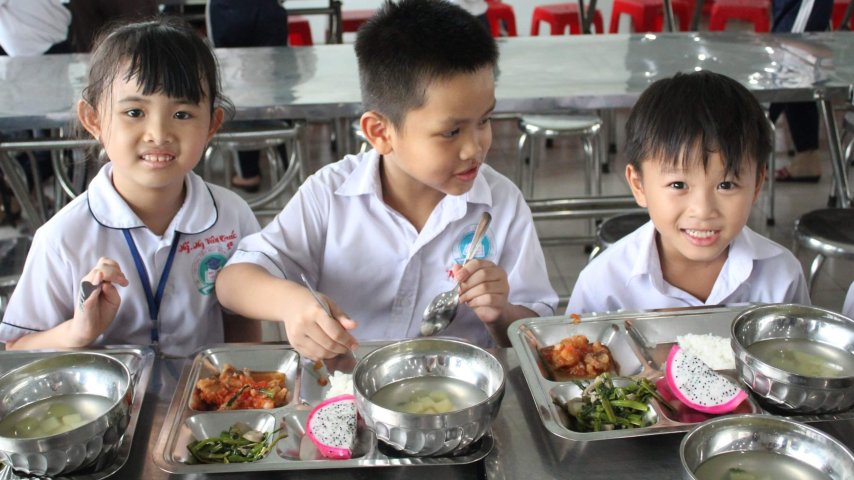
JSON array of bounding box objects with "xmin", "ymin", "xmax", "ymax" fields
[
  {"xmin": 0, "ymin": 0, "xmax": 70, "ymax": 56},
  {"xmin": 843, "ymin": 283, "xmax": 854, "ymax": 319},
  {"xmin": 0, "ymin": 164, "xmax": 261, "ymax": 357},
  {"xmin": 566, "ymin": 221, "xmax": 810, "ymax": 315},
  {"xmin": 228, "ymin": 150, "xmax": 557, "ymax": 347}
]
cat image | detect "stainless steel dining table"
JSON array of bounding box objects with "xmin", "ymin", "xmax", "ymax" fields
[
  {"xmin": 97, "ymin": 346, "xmax": 854, "ymax": 479},
  {"xmin": 2, "ymin": 32, "xmax": 853, "ymax": 232}
]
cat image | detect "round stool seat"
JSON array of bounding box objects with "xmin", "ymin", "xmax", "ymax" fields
[
  {"xmin": 519, "ymin": 115, "xmax": 602, "ymax": 137},
  {"xmin": 214, "ymin": 120, "xmax": 295, "ymax": 150},
  {"xmin": 795, "ymin": 208, "xmax": 854, "ymax": 259},
  {"xmin": 597, "ymin": 212, "xmax": 650, "ymax": 248}
]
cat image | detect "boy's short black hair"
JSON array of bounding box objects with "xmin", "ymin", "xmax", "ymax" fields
[
  {"xmin": 624, "ymin": 71, "xmax": 771, "ymax": 179},
  {"xmin": 354, "ymin": 0, "xmax": 498, "ymax": 128}
]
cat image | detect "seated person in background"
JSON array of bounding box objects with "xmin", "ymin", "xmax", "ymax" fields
[
  {"xmin": 216, "ymin": 0, "xmax": 558, "ymax": 358},
  {"xmin": 567, "ymin": 71, "xmax": 809, "ymax": 315},
  {"xmin": 844, "ymin": 283, "xmax": 854, "ymax": 319},
  {"xmin": 0, "ymin": 19, "xmax": 261, "ymax": 356}
]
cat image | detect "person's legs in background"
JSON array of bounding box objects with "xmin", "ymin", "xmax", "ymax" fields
[
  {"xmin": 770, "ymin": 0, "xmax": 833, "ymax": 182},
  {"xmin": 209, "ymin": 0, "xmax": 288, "ymax": 192}
]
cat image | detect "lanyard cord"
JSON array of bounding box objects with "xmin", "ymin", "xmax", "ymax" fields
[{"xmin": 122, "ymin": 229, "xmax": 182, "ymax": 347}]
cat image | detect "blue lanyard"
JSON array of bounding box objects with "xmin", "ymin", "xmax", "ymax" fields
[{"xmin": 122, "ymin": 229, "xmax": 181, "ymax": 347}]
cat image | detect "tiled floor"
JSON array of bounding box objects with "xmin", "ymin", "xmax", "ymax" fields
[{"xmin": 2, "ymin": 111, "xmax": 852, "ymax": 323}]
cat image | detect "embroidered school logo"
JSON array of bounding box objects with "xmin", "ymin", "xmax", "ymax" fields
[
  {"xmin": 194, "ymin": 249, "xmax": 228, "ymax": 296},
  {"xmin": 452, "ymin": 220, "xmax": 493, "ymax": 266}
]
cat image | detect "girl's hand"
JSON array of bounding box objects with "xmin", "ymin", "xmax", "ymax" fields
[
  {"xmin": 283, "ymin": 288, "xmax": 358, "ymax": 360},
  {"xmin": 70, "ymin": 257, "xmax": 129, "ymax": 346},
  {"xmin": 453, "ymin": 260, "xmax": 510, "ymax": 325}
]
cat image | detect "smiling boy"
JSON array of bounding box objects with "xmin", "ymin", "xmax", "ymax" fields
[
  {"xmin": 216, "ymin": 0, "xmax": 557, "ymax": 357},
  {"xmin": 567, "ymin": 71, "xmax": 809, "ymax": 314}
]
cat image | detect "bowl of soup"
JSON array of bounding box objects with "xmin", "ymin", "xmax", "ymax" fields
[
  {"xmin": 353, "ymin": 338, "xmax": 505, "ymax": 456},
  {"xmin": 731, "ymin": 304, "xmax": 854, "ymax": 414},
  {"xmin": 680, "ymin": 414, "xmax": 854, "ymax": 480},
  {"xmin": 0, "ymin": 352, "xmax": 132, "ymax": 476}
]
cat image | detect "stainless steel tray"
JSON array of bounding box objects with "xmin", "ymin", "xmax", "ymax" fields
[
  {"xmin": 508, "ymin": 305, "xmax": 854, "ymax": 442},
  {"xmin": 0, "ymin": 346, "xmax": 155, "ymax": 479},
  {"xmin": 153, "ymin": 344, "xmax": 493, "ymax": 474}
]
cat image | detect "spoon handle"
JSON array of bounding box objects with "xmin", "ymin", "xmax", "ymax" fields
[
  {"xmin": 300, "ymin": 273, "xmax": 335, "ymax": 320},
  {"xmin": 456, "ymin": 212, "xmax": 492, "ymax": 287}
]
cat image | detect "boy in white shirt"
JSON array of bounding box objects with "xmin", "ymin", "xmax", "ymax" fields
[
  {"xmin": 567, "ymin": 71, "xmax": 809, "ymax": 315},
  {"xmin": 843, "ymin": 283, "xmax": 854, "ymax": 319},
  {"xmin": 217, "ymin": 0, "xmax": 557, "ymax": 358}
]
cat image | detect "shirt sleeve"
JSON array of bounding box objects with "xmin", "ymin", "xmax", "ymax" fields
[
  {"xmin": 227, "ymin": 176, "xmax": 329, "ymax": 282},
  {"xmin": 0, "ymin": 230, "xmax": 75, "ymax": 342},
  {"xmin": 843, "ymin": 283, "xmax": 854, "ymax": 319}
]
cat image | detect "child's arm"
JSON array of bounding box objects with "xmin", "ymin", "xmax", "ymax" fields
[
  {"xmin": 453, "ymin": 261, "xmax": 537, "ymax": 347},
  {"xmin": 216, "ymin": 263, "xmax": 358, "ymax": 359},
  {"xmin": 5, "ymin": 258, "xmax": 129, "ymax": 350}
]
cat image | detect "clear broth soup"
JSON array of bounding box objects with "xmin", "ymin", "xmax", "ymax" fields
[
  {"xmin": 746, "ymin": 338, "xmax": 854, "ymax": 378},
  {"xmin": 693, "ymin": 451, "xmax": 831, "ymax": 480},
  {"xmin": 370, "ymin": 376, "xmax": 487, "ymax": 414},
  {"xmin": 0, "ymin": 393, "xmax": 114, "ymax": 438}
]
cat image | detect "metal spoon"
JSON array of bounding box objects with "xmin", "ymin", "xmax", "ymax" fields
[
  {"xmin": 299, "ymin": 273, "xmax": 357, "ymax": 373},
  {"xmin": 420, "ymin": 211, "xmax": 492, "ymax": 336}
]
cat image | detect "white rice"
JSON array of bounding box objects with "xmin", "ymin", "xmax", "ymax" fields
[
  {"xmin": 324, "ymin": 371, "xmax": 354, "ymax": 399},
  {"xmin": 677, "ymin": 333, "xmax": 735, "ymax": 370}
]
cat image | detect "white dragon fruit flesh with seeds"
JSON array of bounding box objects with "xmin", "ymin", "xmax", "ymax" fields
[
  {"xmin": 665, "ymin": 345, "xmax": 747, "ymax": 414},
  {"xmin": 306, "ymin": 394, "xmax": 357, "ymax": 459}
]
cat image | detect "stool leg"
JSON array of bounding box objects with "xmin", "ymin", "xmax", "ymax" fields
[
  {"xmin": 807, "ymin": 253, "xmax": 825, "ymax": 294},
  {"xmin": 528, "ymin": 136, "xmax": 544, "ymax": 198},
  {"xmin": 516, "ymin": 133, "xmax": 528, "ymax": 193}
]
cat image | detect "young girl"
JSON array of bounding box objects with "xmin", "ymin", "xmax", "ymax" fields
[{"xmin": 0, "ymin": 19, "xmax": 261, "ymax": 356}]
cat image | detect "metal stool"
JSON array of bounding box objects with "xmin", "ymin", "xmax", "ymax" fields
[
  {"xmin": 588, "ymin": 212, "xmax": 650, "ymax": 261},
  {"xmin": 350, "ymin": 119, "xmax": 369, "ymax": 154},
  {"xmin": 0, "ymin": 235, "xmax": 32, "ymax": 315},
  {"xmin": 794, "ymin": 208, "xmax": 854, "ymax": 294},
  {"xmin": 203, "ymin": 121, "xmax": 304, "ymax": 212},
  {"xmin": 517, "ymin": 114, "xmax": 603, "ymax": 199}
]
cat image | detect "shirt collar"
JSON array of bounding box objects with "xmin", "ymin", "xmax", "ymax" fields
[
  {"xmin": 87, "ymin": 163, "xmax": 218, "ymax": 234},
  {"xmin": 335, "ymin": 150, "xmax": 493, "ymax": 208}
]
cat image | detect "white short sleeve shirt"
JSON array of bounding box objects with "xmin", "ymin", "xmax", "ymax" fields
[
  {"xmin": 0, "ymin": 164, "xmax": 261, "ymax": 356},
  {"xmin": 843, "ymin": 283, "xmax": 854, "ymax": 319},
  {"xmin": 567, "ymin": 221, "xmax": 810, "ymax": 315},
  {"xmin": 228, "ymin": 150, "xmax": 557, "ymax": 347}
]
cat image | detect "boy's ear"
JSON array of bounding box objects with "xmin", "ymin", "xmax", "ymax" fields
[
  {"xmin": 625, "ymin": 164, "xmax": 648, "ymax": 208},
  {"xmin": 207, "ymin": 107, "xmax": 225, "ymax": 142},
  {"xmin": 360, "ymin": 111, "xmax": 394, "ymax": 155},
  {"xmin": 77, "ymin": 100, "xmax": 101, "ymax": 139}
]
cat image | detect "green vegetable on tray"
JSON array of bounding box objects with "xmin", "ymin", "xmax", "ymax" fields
[
  {"xmin": 187, "ymin": 422, "xmax": 287, "ymax": 464},
  {"xmin": 563, "ymin": 373, "xmax": 673, "ymax": 432}
]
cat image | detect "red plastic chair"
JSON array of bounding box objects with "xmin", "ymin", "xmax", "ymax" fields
[
  {"xmin": 530, "ymin": 3, "xmax": 605, "ymax": 35},
  {"xmin": 708, "ymin": 0, "xmax": 771, "ymax": 32},
  {"xmin": 341, "ymin": 9, "xmax": 376, "ymax": 33},
  {"xmin": 288, "ymin": 16, "xmax": 312, "ymax": 46},
  {"xmin": 486, "ymin": 1, "xmax": 518, "ymax": 36},
  {"xmin": 609, "ymin": 0, "xmax": 692, "ymax": 33},
  {"xmin": 833, "ymin": 0, "xmax": 854, "ymax": 30}
]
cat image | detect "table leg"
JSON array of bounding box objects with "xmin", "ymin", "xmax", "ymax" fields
[
  {"xmin": 0, "ymin": 151, "xmax": 44, "ymax": 232},
  {"xmin": 663, "ymin": 0, "xmax": 677, "ymax": 32},
  {"xmin": 690, "ymin": 0, "xmax": 705, "ymax": 31},
  {"xmin": 816, "ymin": 95, "xmax": 852, "ymax": 208}
]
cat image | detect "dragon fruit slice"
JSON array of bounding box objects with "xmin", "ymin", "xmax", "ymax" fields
[
  {"xmin": 306, "ymin": 394, "xmax": 357, "ymax": 459},
  {"xmin": 665, "ymin": 344, "xmax": 747, "ymax": 414}
]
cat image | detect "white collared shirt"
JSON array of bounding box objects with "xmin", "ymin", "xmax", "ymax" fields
[
  {"xmin": 0, "ymin": 164, "xmax": 260, "ymax": 356},
  {"xmin": 843, "ymin": 283, "xmax": 854, "ymax": 319},
  {"xmin": 228, "ymin": 150, "xmax": 557, "ymax": 346},
  {"xmin": 567, "ymin": 221, "xmax": 810, "ymax": 315}
]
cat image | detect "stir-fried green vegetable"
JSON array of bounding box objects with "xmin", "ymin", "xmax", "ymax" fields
[
  {"xmin": 187, "ymin": 422, "xmax": 287, "ymax": 464},
  {"xmin": 563, "ymin": 373, "xmax": 673, "ymax": 432}
]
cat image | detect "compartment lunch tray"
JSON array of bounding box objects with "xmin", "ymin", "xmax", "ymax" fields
[
  {"xmin": 153, "ymin": 344, "xmax": 493, "ymax": 474},
  {"xmin": 508, "ymin": 305, "xmax": 854, "ymax": 442},
  {"xmin": 0, "ymin": 346, "xmax": 155, "ymax": 480}
]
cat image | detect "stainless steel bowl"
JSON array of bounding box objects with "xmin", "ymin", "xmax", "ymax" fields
[
  {"xmin": 731, "ymin": 304, "xmax": 854, "ymax": 414},
  {"xmin": 680, "ymin": 414, "xmax": 854, "ymax": 480},
  {"xmin": 353, "ymin": 338, "xmax": 505, "ymax": 456},
  {"xmin": 0, "ymin": 352, "xmax": 132, "ymax": 476}
]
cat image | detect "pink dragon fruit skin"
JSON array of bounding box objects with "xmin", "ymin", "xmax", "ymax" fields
[
  {"xmin": 665, "ymin": 344, "xmax": 747, "ymax": 414},
  {"xmin": 306, "ymin": 394, "xmax": 357, "ymax": 459}
]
